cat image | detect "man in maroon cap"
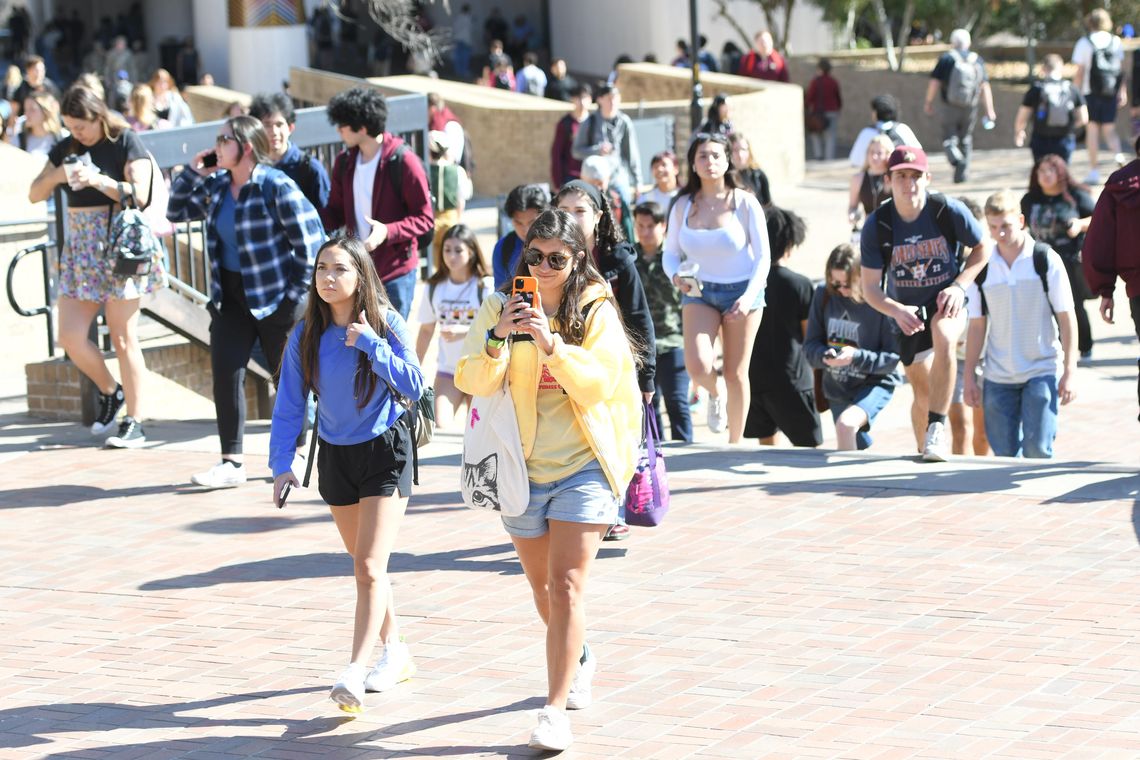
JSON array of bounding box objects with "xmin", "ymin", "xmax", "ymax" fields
[{"xmin": 858, "ymin": 146, "xmax": 988, "ymax": 461}]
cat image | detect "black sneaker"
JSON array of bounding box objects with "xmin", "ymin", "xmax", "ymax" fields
[
  {"xmin": 105, "ymin": 417, "xmax": 146, "ymax": 449},
  {"xmin": 90, "ymin": 384, "xmax": 125, "ymax": 436}
]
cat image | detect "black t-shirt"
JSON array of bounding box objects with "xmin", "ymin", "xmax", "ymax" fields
[
  {"xmin": 930, "ymin": 50, "xmax": 988, "ymax": 101},
  {"xmin": 750, "ymin": 265, "xmax": 814, "ymax": 392},
  {"xmin": 739, "ymin": 167, "xmax": 771, "ymax": 207},
  {"xmin": 48, "ymin": 129, "xmax": 148, "ymax": 208},
  {"xmin": 12, "ymin": 77, "xmax": 61, "ymax": 112},
  {"xmin": 1022, "ymin": 80, "xmax": 1085, "ymax": 110},
  {"xmin": 1020, "ymin": 186, "xmax": 1096, "ymax": 261}
]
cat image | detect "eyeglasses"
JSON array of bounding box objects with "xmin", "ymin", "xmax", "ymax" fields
[
  {"xmin": 215, "ymin": 134, "xmax": 238, "ymax": 147},
  {"xmin": 522, "ymin": 248, "xmax": 574, "ymax": 270}
]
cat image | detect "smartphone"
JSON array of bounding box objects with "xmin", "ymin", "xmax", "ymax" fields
[
  {"xmin": 512, "ymin": 276, "xmax": 539, "ymax": 308},
  {"xmin": 201, "ymin": 152, "xmax": 218, "ymax": 169},
  {"xmin": 824, "ymin": 347, "xmax": 840, "ymax": 359},
  {"xmin": 276, "ymin": 482, "xmax": 292, "ymax": 509},
  {"xmin": 679, "ymin": 275, "xmax": 703, "ymax": 297}
]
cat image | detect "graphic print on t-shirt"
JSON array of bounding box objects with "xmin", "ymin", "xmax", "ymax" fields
[
  {"xmin": 890, "ymin": 233, "xmax": 954, "ymax": 293},
  {"xmin": 826, "ymin": 310, "xmax": 862, "ymax": 383},
  {"xmin": 537, "ymin": 364, "xmax": 566, "ymax": 394}
]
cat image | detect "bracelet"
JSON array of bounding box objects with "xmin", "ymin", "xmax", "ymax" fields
[{"xmin": 485, "ymin": 327, "xmax": 506, "ymax": 349}]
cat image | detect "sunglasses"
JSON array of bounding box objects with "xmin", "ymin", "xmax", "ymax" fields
[
  {"xmin": 522, "ymin": 248, "xmax": 574, "ymax": 270},
  {"xmin": 215, "ymin": 134, "xmax": 238, "ymax": 147},
  {"xmin": 830, "ymin": 280, "xmax": 851, "ymax": 290}
]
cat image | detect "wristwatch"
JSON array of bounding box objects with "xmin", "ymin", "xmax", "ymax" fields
[{"xmin": 485, "ymin": 327, "xmax": 506, "ymax": 349}]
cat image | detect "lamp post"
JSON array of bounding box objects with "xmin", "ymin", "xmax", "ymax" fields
[{"xmin": 689, "ymin": 0, "xmax": 703, "ymax": 135}]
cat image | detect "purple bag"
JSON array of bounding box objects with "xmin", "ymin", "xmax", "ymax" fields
[{"xmin": 624, "ymin": 402, "xmax": 670, "ymax": 527}]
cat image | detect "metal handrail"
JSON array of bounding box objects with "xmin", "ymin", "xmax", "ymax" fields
[{"xmin": 6, "ymin": 241, "xmax": 56, "ymax": 357}]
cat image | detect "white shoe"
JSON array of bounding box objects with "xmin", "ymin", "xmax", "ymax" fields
[
  {"xmin": 364, "ymin": 640, "xmax": 415, "ymax": 692},
  {"xmin": 330, "ymin": 663, "xmax": 368, "ymax": 713},
  {"xmin": 922, "ymin": 420, "xmax": 949, "ymax": 462},
  {"xmin": 566, "ymin": 643, "xmax": 596, "ymax": 710},
  {"xmin": 1115, "ymin": 152, "xmax": 1128, "ymax": 168},
  {"xmin": 528, "ymin": 705, "xmax": 573, "ymax": 751},
  {"xmin": 706, "ymin": 394, "xmax": 727, "ymax": 434},
  {"xmin": 191, "ymin": 460, "xmax": 247, "ymax": 489},
  {"xmin": 1084, "ymin": 169, "xmax": 1101, "ymax": 185}
]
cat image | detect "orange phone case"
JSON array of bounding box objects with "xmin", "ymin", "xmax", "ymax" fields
[{"xmin": 512, "ymin": 276, "xmax": 539, "ymax": 307}]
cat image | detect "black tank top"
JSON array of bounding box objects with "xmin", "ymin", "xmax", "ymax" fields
[{"xmin": 859, "ymin": 171, "xmax": 889, "ymax": 214}]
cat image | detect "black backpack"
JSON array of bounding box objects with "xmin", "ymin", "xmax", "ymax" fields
[
  {"xmin": 1087, "ymin": 35, "xmax": 1122, "ymax": 98},
  {"xmin": 875, "ymin": 192, "xmax": 961, "ymax": 291},
  {"xmin": 879, "ymin": 123, "xmax": 905, "ymax": 147},
  {"xmin": 974, "ymin": 242, "xmax": 1057, "ymax": 324},
  {"xmin": 385, "ymin": 143, "xmax": 436, "ymax": 258}
]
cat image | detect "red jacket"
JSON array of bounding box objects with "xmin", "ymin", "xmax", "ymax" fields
[
  {"xmin": 737, "ymin": 50, "xmax": 789, "ymax": 82},
  {"xmin": 320, "ymin": 134, "xmax": 434, "ymax": 282},
  {"xmin": 806, "ymin": 74, "xmax": 842, "ymax": 112},
  {"xmin": 550, "ymin": 113, "xmax": 583, "ymax": 188},
  {"xmin": 1083, "ymin": 159, "xmax": 1140, "ymax": 298}
]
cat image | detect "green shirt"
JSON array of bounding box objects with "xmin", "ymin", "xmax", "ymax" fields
[{"xmin": 633, "ymin": 244, "xmax": 683, "ymax": 354}]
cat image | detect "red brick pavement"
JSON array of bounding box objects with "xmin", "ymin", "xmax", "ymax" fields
[{"xmin": 2, "ymin": 432, "xmax": 1139, "ymax": 759}]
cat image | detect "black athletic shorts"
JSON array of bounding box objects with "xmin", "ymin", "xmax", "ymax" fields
[
  {"xmin": 897, "ymin": 296, "xmax": 941, "ymax": 367},
  {"xmin": 317, "ymin": 417, "xmax": 413, "ymax": 506},
  {"xmin": 744, "ymin": 386, "xmax": 823, "ymax": 447}
]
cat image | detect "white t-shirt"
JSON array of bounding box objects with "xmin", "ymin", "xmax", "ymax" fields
[
  {"xmin": 1071, "ymin": 31, "xmax": 1123, "ymax": 96},
  {"xmin": 415, "ymin": 275, "xmax": 493, "ymax": 374},
  {"xmin": 965, "ymin": 236, "xmax": 1074, "ymax": 384},
  {"xmin": 637, "ymin": 186, "xmax": 678, "ymax": 212},
  {"xmin": 848, "ymin": 122, "xmax": 921, "ymax": 167},
  {"xmin": 352, "ymin": 149, "xmax": 381, "ymax": 240}
]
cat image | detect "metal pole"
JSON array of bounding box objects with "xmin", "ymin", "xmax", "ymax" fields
[{"xmin": 689, "ymin": 0, "xmax": 703, "ymax": 136}]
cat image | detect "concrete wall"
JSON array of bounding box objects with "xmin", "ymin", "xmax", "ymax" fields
[
  {"xmin": 617, "ymin": 63, "xmax": 805, "ymax": 186},
  {"xmin": 183, "ymin": 85, "xmax": 251, "ymax": 123}
]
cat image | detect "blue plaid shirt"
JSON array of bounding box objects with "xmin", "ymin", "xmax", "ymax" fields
[{"xmin": 167, "ymin": 164, "xmax": 324, "ymax": 319}]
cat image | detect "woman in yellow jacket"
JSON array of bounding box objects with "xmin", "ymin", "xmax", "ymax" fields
[{"xmin": 454, "ymin": 209, "xmax": 641, "ymax": 752}]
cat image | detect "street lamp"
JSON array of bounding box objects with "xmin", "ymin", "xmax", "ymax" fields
[{"xmin": 690, "ymin": 0, "xmax": 703, "ymax": 135}]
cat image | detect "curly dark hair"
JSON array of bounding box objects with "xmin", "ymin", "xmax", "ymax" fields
[
  {"xmin": 553, "ymin": 181, "xmax": 625, "ymax": 255},
  {"xmin": 249, "ymin": 92, "xmax": 295, "ymax": 124},
  {"xmin": 326, "ymin": 86, "xmax": 387, "ymax": 135},
  {"xmin": 766, "ymin": 205, "xmax": 806, "ymax": 259}
]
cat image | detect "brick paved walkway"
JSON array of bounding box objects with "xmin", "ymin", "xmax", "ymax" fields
[{"xmin": 2, "ymin": 424, "xmax": 1138, "ymax": 758}]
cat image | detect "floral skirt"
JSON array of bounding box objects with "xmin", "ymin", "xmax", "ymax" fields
[{"xmin": 59, "ymin": 207, "xmax": 166, "ymax": 302}]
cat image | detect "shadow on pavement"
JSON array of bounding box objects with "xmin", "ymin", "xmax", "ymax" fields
[
  {"xmin": 3, "ymin": 690, "xmax": 539, "ymax": 758},
  {"xmin": 1, "ymin": 483, "xmax": 181, "ymax": 509}
]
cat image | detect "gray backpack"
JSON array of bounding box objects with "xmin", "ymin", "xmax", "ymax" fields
[{"xmin": 946, "ymin": 50, "xmax": 982, "ymax": 107}]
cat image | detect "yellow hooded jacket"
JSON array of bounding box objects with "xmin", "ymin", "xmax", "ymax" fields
[{"xmin": 454, "ymin": 282, "xmax": 642, "ymax": 497}]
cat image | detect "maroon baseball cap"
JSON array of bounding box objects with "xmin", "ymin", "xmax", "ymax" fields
[{"xmin": 887, "ymin": 145, "xmax": 928, "ymax": 173}]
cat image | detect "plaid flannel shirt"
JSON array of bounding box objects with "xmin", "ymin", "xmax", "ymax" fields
[{"xmin": 167, "ymin": 164, "xmax": 324, "ymax": 319}]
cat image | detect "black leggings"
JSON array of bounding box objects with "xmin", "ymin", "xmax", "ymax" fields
[{"xmin": 211, "ymin": 270, "xmax": 303, "ymax": 456}]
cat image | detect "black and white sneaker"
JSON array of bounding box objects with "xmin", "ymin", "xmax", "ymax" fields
[
  {"xmin": 91, "ymin": 384, "xmax": 125, "ymax": 436},
  {"xmin": 105, "ymin": 417, "xmax": 146, "ymax": 449}
]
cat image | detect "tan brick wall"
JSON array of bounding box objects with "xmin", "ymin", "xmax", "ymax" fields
[{"xmin": 26, "ymin": 343, "xmax": 266, "ymax": 422}]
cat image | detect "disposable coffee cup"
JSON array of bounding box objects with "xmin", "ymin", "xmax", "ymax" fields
[
  {"xmin": 677, "ymin": 261, "xmax": 702, "ymax": 296},
  {"xmin": 63, "ymin": 155, "xmax": 81, "ymax": 187}
]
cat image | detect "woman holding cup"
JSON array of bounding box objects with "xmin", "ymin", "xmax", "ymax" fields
[
  {"xmin": 29, "ymin": 84, "xmax": 165, "ymax": 448},
  {"xmin": 663, "ymin": 132, "xmax": 770, "ymax": 443}
]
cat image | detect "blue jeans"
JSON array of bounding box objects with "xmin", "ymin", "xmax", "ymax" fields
[
  {"xmin": 1030, "ymin": 134, "xmax": 1075, "ymax": 164},
  {"xmin": 983, "ymin": 375, "xmax": 1059, "ymax": 458},
  {"xmin": 383, "ymin": 269, "xmax": 417, "ymax": 321},
  {"xmin": 652, "ymin": 347, "xmax": 692, "ymax": 442}
]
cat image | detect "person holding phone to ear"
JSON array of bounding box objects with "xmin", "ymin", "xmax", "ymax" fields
[
  {"xmin": 167, "ymin": 115, "xmax": 324, "ymax": 489},
  {"xmin": 454, "ymin": 209, "xmax": 643, "ymax": 752},
  {"xmin": 270, "ymin": 235, "xmax": 424, "ymax": 713}
]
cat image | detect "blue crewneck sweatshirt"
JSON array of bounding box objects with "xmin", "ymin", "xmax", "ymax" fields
[{"xmin": 269, "ymin": 309, "xmax": 424, "ymax": 477}]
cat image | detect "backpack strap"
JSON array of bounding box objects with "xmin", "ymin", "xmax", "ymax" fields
[
  {"xmin": 926, "ymin": 192, "xmax": 962, "ymax": 267},
  {"xmin": 1032, "ymin": 241, "xmax": 1057, "ymax": 324},
  {"xmin": 976, "ymin": 263, "xmax": 989, "ymax": 316},
  {"xmin": 875, "ymin": 198, "xmax": 895, "ymax": 292},
  {"xmin": 303, "ymin": 396, "xmax": 318, "ymax": 487}
]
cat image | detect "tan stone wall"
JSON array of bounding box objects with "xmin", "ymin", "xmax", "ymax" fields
[
  {"xmin": 183, "ymin": 85, "xmax": 252, "ymax": 123},
  {"xmin": 26, "ymin": 345, "xmax": 264, "ymax": 422}
]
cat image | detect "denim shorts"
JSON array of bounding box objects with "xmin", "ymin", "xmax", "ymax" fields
[
  {"xmin": 501, "ymin": 461, "xmax": 619, "ymax": 538},
  {"xmin": 829, "ymin": 382, "xmax": 895, "ymax": 450},
  {"xmin": 682, "ymin": 279, "xmax": 766, "ymax": 314}
]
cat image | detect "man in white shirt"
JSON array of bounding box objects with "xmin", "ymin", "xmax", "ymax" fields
[
  {"xmin": 1070, "ymin": 8, "xmax": 1128, "ymax": 184},
  {"xmin": 963, "ymin": 190, "xmax": 1078, "ymax": 458},
  {"xmin": 848, "ymin": 94, "xmax": 921, "ymax": 168}
]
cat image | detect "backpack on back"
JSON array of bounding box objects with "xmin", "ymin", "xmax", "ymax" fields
[
  {"xmin": 975, "ymin": 242, "xmax": 1057, "ymax": 324},
  {"xmin": 878, "ymin": 123, "xmax": 905, "ymax": 147},
  {"xmin": 946, "ymin": 50, "xmax": 983, "ymax": 107},
  {"xmin": 1086, "ymin": 35, "xmax": 1122, "ymax": 98},
  {"xmin": 1034, "ymin": 80, "xmax": 1075, "ymax": 138}
]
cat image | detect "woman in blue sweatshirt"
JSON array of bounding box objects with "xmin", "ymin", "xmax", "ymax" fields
[
  {"xmin": 804, "ymin": 244, "xmax": 902, "ymax": 450},
  {"xmin": 269, "ymin": 236, "xmax": 424, "ymax": 714}
]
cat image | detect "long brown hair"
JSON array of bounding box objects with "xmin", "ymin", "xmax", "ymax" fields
[
  {"xmin": 519, "ymin": 209, "xmax": 644, "ymax": 366},
  {"xmin": 299, "ymin": 236, "xmax": 392, "ymax": 409},
  {"xmin": 825, "ymin": 244, "xmax": 864, "ymax": 303},
  {"xmin": 60, "ymin": 84, "xmax": 129, "ymax": 144},
  {"xmin": 427, "ymin": 223, "xmax": 489, "ymax": 287},
  {"xmin": 1028, "ymin": 154, "xmax": 1084, "ymax": 208},
  {"xmin": 225, "ymin": 114, "xmax": 270, "ymax": 164}
]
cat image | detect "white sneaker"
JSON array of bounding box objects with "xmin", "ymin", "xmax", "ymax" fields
[
  {"xmin": 191, "ymin": 460, "xmax": 247, "ymax": 489},
  {"xmin": 707, "ymin": 394, "xmax": 727, "ymax": 434},
  {"xmin": 330, "ymin": 663, "xmax": 368, "ymax": 713},
  {"xmin": 1084, "ymin": 169, "xmax": 1101, "ymax": 185},
  {"xmin": 528, "ymin": 705, "xmax": 573, "ymax": 751},
  {"xmin": 1115, "ymin": 152, "xmax": 1128, "ymax": 168},
  {"xmin": 566, "ymin": 643, "xmax": 596, "ymax": 710},
  {"xmin": 922, "ymin": 420, "xmax": 949, "ymax": 462},
  {"xmin": 364, "ymin": 640, "xmax": 415, "ymax": 692}
]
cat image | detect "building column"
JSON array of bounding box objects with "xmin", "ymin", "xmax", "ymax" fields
[{"xmin": 225, "ymin": 0, "xmax": 309, "ymax": 95}]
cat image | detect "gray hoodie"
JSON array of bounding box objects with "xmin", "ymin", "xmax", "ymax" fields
[{"xmin": 804, "ymin": 284, "xmax": 902, "ymax": 402}]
